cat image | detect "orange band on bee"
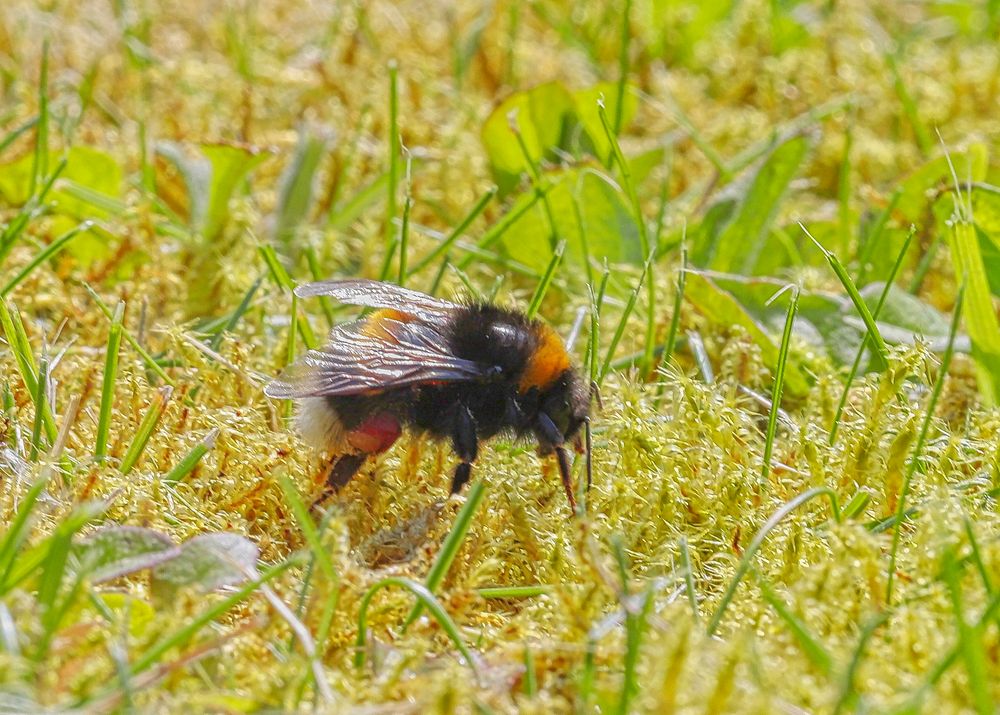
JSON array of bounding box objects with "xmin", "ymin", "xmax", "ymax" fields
[
  {"xmin": 360, "ymin": 309, "xmax": 414, "ymax": 339},
  {"xmin": 518, "ymin": 324, "xmax": 570, "ymax": 392}
]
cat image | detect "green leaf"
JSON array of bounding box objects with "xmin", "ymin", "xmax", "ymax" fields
[
  {"xmin": 895, "ymin": 144, "xmax": 988, "ymax": 223},
  {"xmin": 74, "ymin": 526, "xmax": 180, "ymax": 583},
  {"xmin": 500, "ymin": 168, "xmax": 642, "ymax": 271},
  {"xmin": 201, "ymin": 143, "xmax": 270, "ymax": 241},
  {"xmin": 948, "ymin": 219, "xmax": 1000, "ymax": 404},
  {"xmin": 481, "ymin": 81, "xmax": 575, "ymax": 189},
  {"xmin": 684, "ymin": 272, "xmax": 809, "ymax": 396},
  {"xmin": 703, "ymin": 133, "xmax": 813, "ymax": 273},
  {"xmin": 152, "ymin": 532, "xmax": 259, "ymax": 594},
  {"xmin": 573, "ymin": 82, "xmax": 638, "ymax": 162},
  {"xmin": 0, "ymin": 146, "xmax": 124, "ymax": 264},
  {"xmin": 154, "ymin": 141, "xmax": 270, "ymax": 241},
  {"xmin": 273, "ymin": 126, "xmax": 332, "ymax": 249}
]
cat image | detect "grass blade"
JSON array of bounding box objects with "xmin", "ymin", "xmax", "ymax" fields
[
  {"xmin": 0, "ymin": 474, "xmax": 51, "ymax": 593},
  {"xmin": 83, "ymin": 284, "xmax": 176, "ymax": 388},
  {"xmin": 599, "ymin": 258, "xmax": 651, "ymax": 385},
  {"xmin": 1, "ymin": 221, "xmax": 92, "ymax": 298},
  {"xmin": 761, "ymin": 286, "xmax": 799, "ymax": 485},
  {"xmin": 403, "ymin": 480, "xmax": 486, "ymax": 628},
  {"xmin": 408, "ymin": 186, "xmax": 497, "ymax": 277},
  {"xmin": 803, "ymin": 224, "xmax": 889, "ymax": 371},
  {"xmin": 162, "ymin": 428, "xmax": 219, "ymax": 483},
  {"xmin": 886, "ymin": 284, "xmax": 964, "ymax": 604},
  {"xmin": 524, "ymin": 239, "xmax": 565, "ymax": 320},
  {"xmin": 597, "ymin": 99, "xmax": 655, "ymax": 377},
  {"xmin": 355, "ymin": 576, "xmax": 477, "ymax": 675},
  {"xmin": 119, "ymin": 386, "xmax": 173, "ymax": 475},
  {"xmin": 830, "ymin": 227, "xmax": 914, "ymax": 444},
  {"xmin": 757, "ymin": 573, "xmax": 833, "ymax": 674},
  {"xmin": 95, "ymin": 301, "xmax": 125, "ymax": 461},
  {"xmin": 940, "ymin": 550, "xmax": 993, "ymax": 714},
  {"xmin": 707, "ymin": 486, "xmax": 841, "ymax": 635},
  {"xmin": 386, "ymin": 61, "xmax": 399, "ymax": 249},
  {"xmin": 128, "ymin": 556, "xmax": 300, "ymax": 677}
]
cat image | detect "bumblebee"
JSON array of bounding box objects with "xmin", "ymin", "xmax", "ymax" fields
[{"xmin": 265, "ymin": 279, "xmax": 591, "ymax": 510}]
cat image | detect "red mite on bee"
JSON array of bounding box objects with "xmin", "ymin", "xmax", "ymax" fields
[{"xmin": 265, "ymin": 279, "xmax": 592, "ymax": 510}]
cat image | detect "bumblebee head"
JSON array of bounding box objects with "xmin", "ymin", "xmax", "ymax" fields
[{"xmin": 536, "ymin": 367, "xmax": 590, "ymax": 447}]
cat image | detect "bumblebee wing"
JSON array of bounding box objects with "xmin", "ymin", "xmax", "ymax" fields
[
  {"xmin": 265, "ymin": 318, "xmax": 497, "ymax": 399},
  {"xmin": 295, "ymin": 279, "xmax": 459, "ymax": 324}
]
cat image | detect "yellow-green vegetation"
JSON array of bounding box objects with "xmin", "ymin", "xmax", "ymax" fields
[{"xmin": 2, "ymin": 0, "xmax": 1000, "ymax": 712}]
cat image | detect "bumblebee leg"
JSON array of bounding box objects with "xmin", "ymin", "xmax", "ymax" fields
[
  {"xmin": 451, "ymin": 461, "xmax": 472, "ymax": 494},
  {"xmin": 327, "ymin": 453, "xmax": 368, "ymax": 490},
  {"xmin": 554, "ymin": 446, "xmax": 577, "ymax": 512},
  {"xmin": 449, "ymin": 404, "xmax": 478, "ymax": 494}
]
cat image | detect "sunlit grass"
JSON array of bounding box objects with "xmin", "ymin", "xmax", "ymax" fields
[{"xmin": 1, "ymin": 0, "xmax": 999, "ymax": 712}]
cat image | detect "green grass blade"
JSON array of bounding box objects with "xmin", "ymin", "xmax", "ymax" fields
[
  {"xmin": 119, "ymin": 386, "xmax": 173, "ymax": 475},
  {"xmin": 0, "ymin": 474, "xmax": 51, "ymax": 593},
  {"xmin": 886, "ymin": 283, "xmax": 963, "ymax": 604},
  {"xmin": 403, "ymin": 480, "xmax": 486, "ymax": 628},
  {"xmin": 475, "ymin": 585, "xmax": 550, "ymax": 599},
  {"xmin": 209, "ymin": 275, "xmax": 264, "ymax": 351},
  {"xmin": 259, "ymin": 244, "xmax": 317, "ymax": 349},
  {"xmin": 408, "ymin": 186, "xmax": 496, "ymax": 276},
  {"xmin": 458, "ymin": 185, "xmax": 549, "ymax": 270},
  {"xmin": 761, "ymin": 286, "xmax": 799, "ymax": 485},
  {"xmin": 679, "ymin": 536, "xmax": 698, "ymax": 621},
  {"xmin": 1, "ymin": 221, "xmax": 92, "ymax": 298},
  {"xmin": 28, "ymin": 355, "xmax": 48, "ymax": 461},
  {"xmin": 1, "ymin": 300, "xmax": 38, "ymax": 405},
  {"xmin": 397, "ymin": 195, "xmax": 411, "ymax": 286},
  {"xmin": 707, "ymin": 486, "xmax": 841, "ymax": 635},
  {"xmin": 277, "ymin": 474, "xmax": 338, "ymax": 585},
  {"xmin": 522, "ymin": 645, "xmax": 537, "ymax": 696},
  {"xmin": 940, "ymin": 550, "xmax": 993, "ymax": 714},
  {"xmin": 95, "ymin": 301, "xmax": 125, "ymax": 461},
  {"xmin": 162, "ymin": 428, "xmax": 218, "ymax": 483},
  {"xmin": 355, "ymin": 576, "xmax": 477, "ymax": 675},
  {"xmin": 524, "ymin": 239, "xmax": 565, "ymax": 320},
  {"xmin": 128, "ymin": 556, "xmax": 300, "ymax": 677},
  {"xmin": 756, "ymin": 573, "xmax": 833, "ymax": 674},
  {"xmin": 599, "ymin": 258, "xmax": 650, "ymax": 386},
  {"xmin": 83, "ymin": 284, "xmax": 176, "ymax": 388},
  {"xmin": 947, "ymin": 219, "xmax": 1000, "ymax": 403},
  {"xmin": 803, "ymin": 224, "xmax": 889, "ymax": 371},
  {"xmin": 386, "ymin": 60, "xmax": 399, "ymax": 249},
  {"xmin": 833, "ymin": 612, "xmax": 890, "ymax": 713},
  {"xmin": 597, "ymin": 99, "xmax": 655, "ymax": 377},
  {"xmin": 830, "ymin": 227, "xmax": 914, "ymax": 444}
]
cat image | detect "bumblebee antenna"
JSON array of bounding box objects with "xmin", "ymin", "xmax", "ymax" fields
[{"xmin": 589, "ymin": 380, "xmax": 604, "ymax": 411}]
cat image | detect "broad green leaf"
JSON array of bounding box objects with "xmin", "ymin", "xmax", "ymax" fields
[
  {"xmin": 155, "ymin": 140, "xmax": 211, "ymax": 227},
  {"xmin": 91, "ymin": 592, "xmax": 157, "ymax": 637},
  {"xmin": 684, "ymin": 272, "xmax": 809, "ymax": 396},
  {"xmin": 0, "ymin": 146, "xmax": 123, "ymax": 264},
  {"xmin": 481, "ymin": 82, "xmax": 575, "ymax": 189},
  {"xmin": 707, "ymin": 133, "xmax": 813, "ymax": 273},
  {"xmin": 154, "ymin": 141, "xmax": 270, "ymax": 241},
  {"xmin": 947, "ymin": 218, "xmax": 1000, "ymax": 404},
  {"xmin": 73, "ymin": 526, "xmax": 180, "ymax": 583},
  {"xmin": 201, "ymin": 143, "xmax": 270, "ymax": 241},
  {"xmin": 273, "ymin": 126, "xmax": 332, "ymax": 249},
  {"xmin": 895, "ymin": 143, "xmax": 988, "ymax": 222},
  {"xmin": 859, "ymin": 283, "xmax": 950, "ymax": 338},
  {"xmin": 574, "ymin": 82, "xmax": 639, "ymax": 162},
  {"xmin": 499, "ymin": 168, "xmax": 642, "ymax": 271},
  {"xmin": 152, "ymin": 532, "xmax": 259, "ymax": 594}
]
